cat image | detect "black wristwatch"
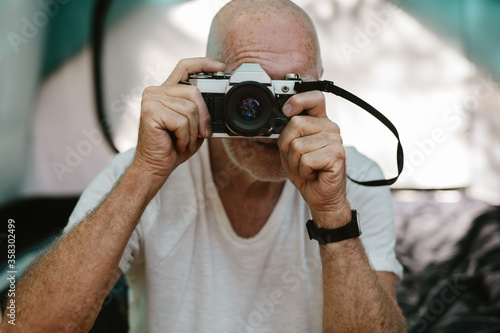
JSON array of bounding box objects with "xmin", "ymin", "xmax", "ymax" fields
[{"xmin": 306, "ymin": 210, "xmax": 361, "ymax": 245}]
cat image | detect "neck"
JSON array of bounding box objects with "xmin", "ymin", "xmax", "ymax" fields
[{"xmin": 208, "ymin": 139, "xmax": 285, "ymax": 238}]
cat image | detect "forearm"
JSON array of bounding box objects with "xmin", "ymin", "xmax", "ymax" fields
[
  {"xmin": 3, "ymin": 164, "xmax": 161, "ymax": 332},
  {"xmin": 320, "ymin": 238, "xmax": 405, "ymax": 332}
]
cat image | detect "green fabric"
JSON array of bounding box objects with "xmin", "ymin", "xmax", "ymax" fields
[
  {"xmin": 463, "ymin": 0, "xmax": 500, "ymax": 82},
  {"xmin": 41, "ymin": 0, "xmax": 142, "ymax": 78},
  {"xmin": 41, "ymin": 0, "xmax": 186, "ymax": 78},
  {"xmin": 395, "ymin": 0, "xmax": 500, "ymax": 82}
]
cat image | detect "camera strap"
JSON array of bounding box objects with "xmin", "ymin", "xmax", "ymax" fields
[{"xmin": 294, "ymin": 81, "xmax": 404, "ymax": 187}]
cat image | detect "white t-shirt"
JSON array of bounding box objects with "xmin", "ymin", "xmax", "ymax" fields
[{"xmin": 66, "ymin": 143, "xmax": 402, "ymax": 333}]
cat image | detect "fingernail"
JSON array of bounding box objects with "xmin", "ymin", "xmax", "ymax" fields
[
  {"xmin": 283, "ymin": 104, "xmax": 292, "ymax": 116},
  {"xmin": 205, "ymin": 124, "xmax": 212, "ymax": 138}
]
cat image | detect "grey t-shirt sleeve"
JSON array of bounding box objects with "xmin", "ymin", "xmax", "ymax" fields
[
  {"xmin": 64, "ymin": 149, "xmax": 140, "ymax": 273},
  {"xmin": 345, "ymin": 146, "xmax": 403, "ymax": 280}
]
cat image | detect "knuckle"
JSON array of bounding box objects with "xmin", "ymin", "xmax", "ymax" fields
[
  {"xmin": 314, "ymin": 90, "xmax": 326, "ymax": 103},
  {"xmin": 141, "ymin": 100, "xmax": 157, "ymax": 115},
  {"xmin": 178, "ymin": 115, "xmax": 189, "ymax": 127},
  {"xmin": 323, "ymin": 121, "xmax": 342, "ymax": 143},
  {"xmin": 299, "ymin": 158, "xmax": 312, "ymax": 176},
  {"xmin": 181, "ymin": 99, "xmax": 197, "ymax": 116},
  {"xmin": 301, "ymin": 153, "xmax": 313, "ymax": 167},
  {"xmin": 183, "ymin": 84, "xmax": 196, "ymax": 94},
  {"xmin": 277, "ymin": 136, "xmax": 287, "ymax": 152},
  {"xmin": 188, "ymin": 101, "xmax": 198, "ymax": 116},
  {"xmin": 178, "ymin": 58, "xmax": 192, "ymax": 75},
  {"xmin": 178, "ymin": 58, "xmax": 190, "ymax": 68},
  {"xmin": 187, "ymin": 85, "xmax": 202, "ymax": 102},
  {"xmin": 328, "ymin": 120, "xmax": 340, "ymax": 133},
  {"xmin": 290, "ymin": 138, "xmax": 303, "ymax": 153},
  {"xmin": 288, "ymin": 115, "xmax": 305, "ymax": 128},
  {"xmin": 293, "ymin": 94, "xmax": 306, "ymax": 110},
  {"xmin": 332, "ymin": 144, "xmax": 346, "ymax": 161},
  {"xmin": 142, "ymin": 86, "xmax": 158, "ymax": 99},
  {"xmin": 288, "ymin": 94, "xmax": 300, "ymax": 106},
  {"xmin": 324, "ymin": 129, "xmax": 337, "ymax": 142}
]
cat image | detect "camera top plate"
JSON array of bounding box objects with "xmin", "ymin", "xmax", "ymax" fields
[{"xmin": 189, "ymin": 72, "xmax": 231, "ymax": 80}]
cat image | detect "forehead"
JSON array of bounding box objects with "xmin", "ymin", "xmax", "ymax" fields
[{"xmin": 219, "ymin": 7, "xmax": 320, "ymax": 79}]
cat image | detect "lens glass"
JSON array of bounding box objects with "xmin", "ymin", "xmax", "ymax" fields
[
  {"xmin": 237, "ymin": 96, "xmax": 262, "ymax": 122},
  {"xmin": 223, "ymin": 81, "xmax": 275, "ymax": 136}
]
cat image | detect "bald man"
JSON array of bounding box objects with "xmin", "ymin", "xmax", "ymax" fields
[{"xmin": 6, "ymin": 0, "xmax": 405, "ymax": 332}]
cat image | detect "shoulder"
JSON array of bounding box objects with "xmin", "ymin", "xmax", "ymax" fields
[
  {"xmin": 344, "ymin": 146, "xmax": 403, "ymax": 279},
  {"xmin": 344, "ymin": 146, "xmax": 391, "ymax": 211},
  {"xmin": 65, "ymin": 148, "xmax": 136, "ymax": 231},
  {"xmin": 345, "ymin": 146, "xmax": 384, "ymax": 182}
]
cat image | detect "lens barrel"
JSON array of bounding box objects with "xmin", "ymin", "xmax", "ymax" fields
[{"xmin": 223, "ymin": 81, "xmax": 276, "ymax": 136}]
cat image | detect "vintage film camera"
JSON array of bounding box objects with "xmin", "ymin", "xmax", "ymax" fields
[
  {"xmin": 188, "ymin": 63, "xmax": 303, "ymax": 138},
  {"xmin": 187, "ymin": 63, "xmax": 404, "ymax": 186}
]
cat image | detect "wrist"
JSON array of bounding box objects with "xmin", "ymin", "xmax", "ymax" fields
[
  {"xmin": 310, "ymin": 202, "xmax": 352, "ymax": 229},
  {"xmin": 126, "ymin": 162, "xmax": 169, "ymax": 199}
]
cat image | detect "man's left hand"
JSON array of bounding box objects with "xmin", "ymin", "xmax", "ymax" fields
[{"xmin": 278, "ymin": 91, "xmax": 351, "ymax": 228}]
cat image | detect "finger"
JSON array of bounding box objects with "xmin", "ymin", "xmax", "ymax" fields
[
  {"xmin": 286, "ymin": 132, "xmax": 332, "ymax": 175},
  {"xmin": 179, "ymin": 137, "xmax": 205, "ymax": 162},
  {"xmin": 278, "ymin": 116, "xmax": 341, "ymax": 155},
  {"xmin": 160, "ymin": 84, "xmax": 212, "ymax": 138},
  {"xmin": 282, "ymin": 90, "xmax": 326, "ymax": 118},
  {"xmin": 165, "ymin": 111, "xmax": 191, "ymax": 153},
  {"xmin": 298, "ymin": 144, "xmax": 346, "ymax": 179},
  {"xmin": 159, "ymin": 96, "xmax": 199, "ymax": 151},
  {"xmin": 162, "ymin": 57, "xmax": 226, "ymax": 87},
  {"xmin": 142, "ymin": 100, "xmax": 191, "ymax": 152},
  {"xmin": 143, "ymin": 86, "xmax": 200, "ymax": 149}
]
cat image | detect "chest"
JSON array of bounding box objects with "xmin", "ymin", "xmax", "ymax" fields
[
  {"xmin": 218, "ymin": 189, "xmax": 283, "ymax": 238},
  {"xmin": 223, "ymin": 202, "xmax": 274, "ymax": 238},
  {"xmin": 133, "ymin": 184, "xmax": 322, "ymax": 332},
  {"xmin": 138, "ymin": 217, "xmax": 323, "ymax": 333}
]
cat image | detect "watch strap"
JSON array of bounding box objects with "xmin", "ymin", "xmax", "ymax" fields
[{"xmin": 306, "ymin": 210, "xmax": 361, "ymax": 245}]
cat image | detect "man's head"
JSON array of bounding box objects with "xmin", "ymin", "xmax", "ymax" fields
[
  {"xmin": 207, "ymin": 0, "xmax": 322, "ymax": 76},
  {"xmin": 207, "ymin": 0, "xmax": 323, "ymax": 182}
]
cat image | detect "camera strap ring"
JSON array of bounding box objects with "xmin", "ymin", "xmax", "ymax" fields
[{"xmin": 294, "ymin": 81, "xmax": 404, "ymax": 187}]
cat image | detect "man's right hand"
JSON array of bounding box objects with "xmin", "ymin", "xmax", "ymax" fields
[{"xmin": 132, "ymin": 58, "xmax": 226, "ymax": 182}]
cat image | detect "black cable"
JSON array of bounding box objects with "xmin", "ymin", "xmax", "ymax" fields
[{"xmin": 92, "ymin": 0, "xmax": 118, "ymax": 153}]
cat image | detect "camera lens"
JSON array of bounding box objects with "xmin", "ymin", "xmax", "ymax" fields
[
  {"xmin": 223, "ymin": 82, "xmax": 275, "ymax": 136},
  {"xmin": 236, "ymin": 96, "xmax": 262, "ymax": 122}
]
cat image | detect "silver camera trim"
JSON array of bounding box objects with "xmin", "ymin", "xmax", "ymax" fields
[
  {"xmin": 189, "ymin": 63, "xmax": 301, "ymax": 138},
  {"xmin": 189, "ymin": 63, "xmax": 298, "ymax": 97}
]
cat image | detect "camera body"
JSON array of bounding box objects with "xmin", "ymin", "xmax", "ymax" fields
[{"xmin": 188, "ymin": 63, "xmax": 303, "ymax": 138}]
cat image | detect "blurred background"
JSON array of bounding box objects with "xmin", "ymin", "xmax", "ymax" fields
[
  {"xmin": 1, "ymin": 0, "xmax": 499, "ymax": 331},
  {"xmin": 2, "ymin": 0, "xmax": 500, "ymax": 203}
]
